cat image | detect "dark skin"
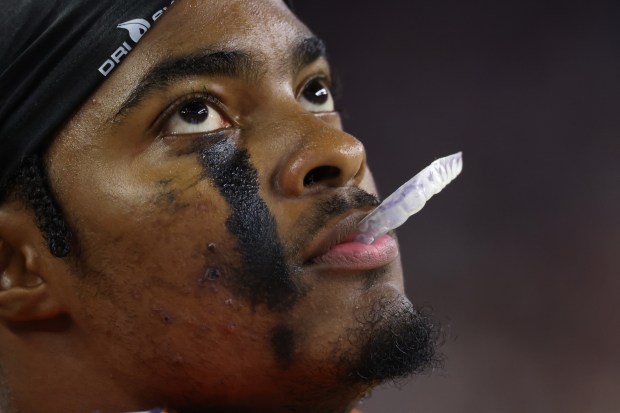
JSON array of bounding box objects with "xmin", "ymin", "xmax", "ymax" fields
[{"xmin": 0, "ymin": 1, "xmax": 434, "ymax": 412}]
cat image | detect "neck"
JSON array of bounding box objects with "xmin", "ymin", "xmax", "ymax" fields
[
  {"xmin": 0, "ymin": 316, "xmax": 142, "ymax": 413},
  {"xmin": 0, "ymin": 317, "xmax": 370, "ymax": 413}
]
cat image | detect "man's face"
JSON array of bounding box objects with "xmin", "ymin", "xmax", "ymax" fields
[{"xmin": 44, "ymin": 0, "xmax": 436, "ymax": 410}]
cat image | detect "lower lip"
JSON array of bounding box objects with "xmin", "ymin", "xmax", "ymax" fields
[{"xmin": 311, "ymin": 234, "xmax": 399, "ymax": 271}]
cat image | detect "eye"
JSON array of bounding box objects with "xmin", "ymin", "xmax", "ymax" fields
[
  {"xmin": 162, "ymin": 99, "xmax": 232, "ymax": 135},
  {"xmin": 298, "ymin": 78, "xmax": 335, "ymax": 113}
]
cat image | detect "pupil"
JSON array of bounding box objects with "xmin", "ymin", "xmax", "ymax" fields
[
  {"xmin": 303, "ymin": 79, "xmax": 329, "ymax": 104},
  {"xmin": 180, "ymin": 102, "xmax": 209, "ymax": 124}
]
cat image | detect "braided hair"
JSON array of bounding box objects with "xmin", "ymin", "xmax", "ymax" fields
[{"xmin": 1, "ymin": 155, "xmax": 72, "ymax": 258}]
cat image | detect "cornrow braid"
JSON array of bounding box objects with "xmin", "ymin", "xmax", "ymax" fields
[{"xmin": 5, "ymin": 155, "xmax": 72, "ymax": 257}]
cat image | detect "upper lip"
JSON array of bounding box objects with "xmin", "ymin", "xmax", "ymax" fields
[{"xmin": 302, "ymin": 209, "xmax": 373, "ymax": 265}]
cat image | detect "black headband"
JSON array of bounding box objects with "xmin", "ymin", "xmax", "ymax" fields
[
  {"xmin": 0, "ymin": 0, "xmax": 175, "ymax": 190},
  {"xmin": 0, "ymin": 0, "xmax": 294, "ymax": 191}
]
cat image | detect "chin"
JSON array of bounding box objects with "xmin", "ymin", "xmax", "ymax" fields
[
  {"xmin": 270, "ymin": 290, "xmax": 441, "ymax": 413},
  {"xmin": 333, "ymin": 291, "xmax": 442, "ymax": 386}
]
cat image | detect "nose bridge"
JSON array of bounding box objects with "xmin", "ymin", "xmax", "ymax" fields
[{"xmin": 273, "ymin": 112, "xmax": 366, "ymax": 197}]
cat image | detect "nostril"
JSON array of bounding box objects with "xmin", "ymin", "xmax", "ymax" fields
[{"xmin": 303, "ymin": 166, "xmax": 341, "ymax": 187}]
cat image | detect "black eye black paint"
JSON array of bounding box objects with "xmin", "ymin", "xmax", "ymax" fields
[{"xmin": 199, "ymin": 139, "xmax": 302, "ymax": 311}]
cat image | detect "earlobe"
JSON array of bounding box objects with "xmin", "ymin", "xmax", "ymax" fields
[
  {"xmin": 0, "ymin": 203, "xmax": 66, "ymax": 322},
  {"xmin": 0, "ymin": 279, "xmax": 61, "ymax": 322}
]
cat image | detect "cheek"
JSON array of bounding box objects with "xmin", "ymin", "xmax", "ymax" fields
[
  {"xmin": 65, "ymin": 170, "xmax": 238, "ymax": 291},
  {"xmin": 68, "ymin": 183, "xmax": 255, "ymax": 352}
]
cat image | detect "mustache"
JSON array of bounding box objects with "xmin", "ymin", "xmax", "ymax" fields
[
  {"xmin": 287, "ymin": 188, "xmax": 380, "ymax": 257},
  {"xmin": 312, "ymin": 188, "xmax": 380, "ymax": 229}
]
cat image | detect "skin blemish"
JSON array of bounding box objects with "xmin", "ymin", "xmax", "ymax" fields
[
  {"xmin": 198, "ymin": 267, "xmax": 221, "ymax": 285},
  {"xmin": 270, "ymin": 325, "xmax": 296, "ymax": 369},
  {"xmin": 152, "ymin": 307, "xmax": 175, "ymax": 325},
  {"xmin": 172, "ymin": 354, "xmax": 184, "ymax": 367},
  {"xmin": 198, "ymin": 139, "xmax": 303, "ymax": 312},
  {"xmin": 208, "ymin": 243, "xmax": 216, "ymax": 252},
  {"xmin": 195, "ymin": 202, "xmax": 210, "ymax": 213}
]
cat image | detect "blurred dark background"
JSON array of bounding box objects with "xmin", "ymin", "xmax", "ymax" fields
[{"xmin": 294, "ymin": 1, "xmax": 620, "ymax": 412}]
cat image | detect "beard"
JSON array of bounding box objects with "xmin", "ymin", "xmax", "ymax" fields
[
  {"xmin": 338, "ymin": 293, "xmax": 442, "ymax": 386},
  {"xmin": 282, "ymin": 188, "xmax": 442, "ymax": 388}
]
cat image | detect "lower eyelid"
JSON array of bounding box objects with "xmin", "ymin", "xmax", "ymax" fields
[{"xmin": 160, "ymin": 127, "xmax": 235, "ymax": 143}]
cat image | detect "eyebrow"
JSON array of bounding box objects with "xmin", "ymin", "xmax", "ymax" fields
[
  {"xmin": 293, "ymin": 37, "xmax": 327, "ymax": 74},
  {"xmin": 113, "ymin": 36, "xmax": 327, "ymax": 122}
]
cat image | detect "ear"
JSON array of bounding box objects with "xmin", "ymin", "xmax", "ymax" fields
[{"xmin": 0, "ymin": 201, "xmax": 67, "ymax": 321}]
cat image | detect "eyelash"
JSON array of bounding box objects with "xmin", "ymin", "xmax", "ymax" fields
[
  {"xmin": 301, "ymin": 74, "xmax": 342, "ymax": 112},
  {"xmin": 152, "ymin": 89, "xmax": 228, "ymax": 135},
  {"xmin": 152, "ymin": 73, "xmax": 340, "ymax": 136},
  {"xmin": 299, "ymin": 74, "xmax": 331, "ymax": 94}
]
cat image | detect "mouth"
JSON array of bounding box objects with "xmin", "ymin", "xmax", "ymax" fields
[{"xmin": 303, "ymin": 210, "xmax": 400, "ymax": 271}]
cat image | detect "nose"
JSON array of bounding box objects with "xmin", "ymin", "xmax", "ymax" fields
[{"xmin": 276, "ymin": 118, "xmax": 366, "ymax": 197}]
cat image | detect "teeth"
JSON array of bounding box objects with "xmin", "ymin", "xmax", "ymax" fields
[{"xmin": 356, "ymin": 152, "xmax": 463, "ymax": 244}]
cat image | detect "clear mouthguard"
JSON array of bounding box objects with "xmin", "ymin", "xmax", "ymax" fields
[{"xmin": 355, "ymin": 152, "xmax": 463, "ymax": 244}]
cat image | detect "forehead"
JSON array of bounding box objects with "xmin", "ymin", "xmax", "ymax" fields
[
  {"xmin": 151, "ymin": 0, "xmax": 303, "ymax": 55},
  {"xmin": 98, "ymin": 0, "xmax": 310, "ymax": 100}
]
